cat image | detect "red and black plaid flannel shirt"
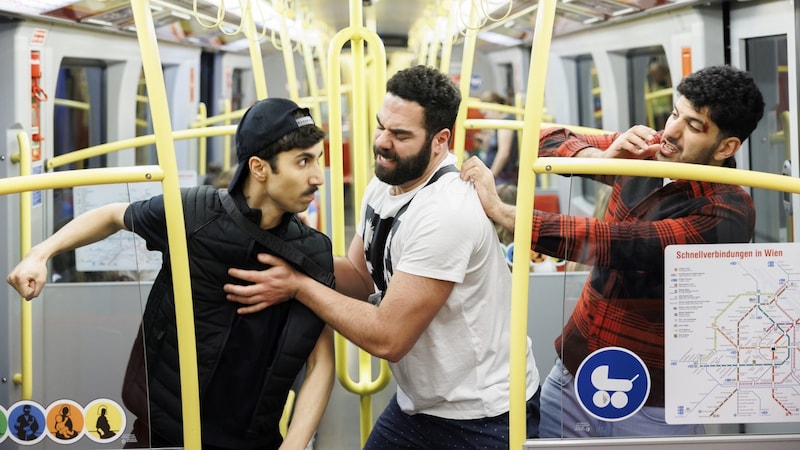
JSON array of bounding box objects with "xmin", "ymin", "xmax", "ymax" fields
[{"xmin": 535, "ymin": 127, "xmax": 755, "ymax": 407}]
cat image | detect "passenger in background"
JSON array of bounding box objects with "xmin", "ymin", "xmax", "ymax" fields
[
  {"xmin": 203, "ymin": 161, "xmax": 224, "ymax": 185},
  {"xmin": 7, "ymin": 98, "xmax": 336, "ymax": 450},
  {"xmin": 479, "ymin": 90, "xmax": 520, "ymax": 185},
  {"xmin": 461, "ymin": 65, "xmax": 765, "ymax": 438},
  {"xmin": 225, "ymin": 65, "xmax": 542, "ymax": 448},
  {"xmin": 211, "ymin": 163, "xmax": 237, "ymax": 189}
]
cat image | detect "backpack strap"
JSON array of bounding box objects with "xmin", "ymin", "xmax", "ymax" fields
[
  {"xmin": 367, "ymin": 164, "xmax": 458, "ymax": 296},
  {"xmin": 219, "ymin": 189, "xmax": 334, "ymax": 288}
]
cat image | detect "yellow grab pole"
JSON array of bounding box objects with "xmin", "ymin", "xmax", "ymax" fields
[
  {"xmin": 276, "ymin": 1, "xmax": 300, "ymax": 100},
  {"xmin": 131, "ymin": 1, "xmax": 202, "ymax": 448},
  {"xmin": 452, "ymin": 2, "xmax": 479, "ymax": 166},
  {"xmin": 244, "ymin": 1, "xmax": 268, "ymax": 100},
  {"xmin": 534, "ymin": 157, "xmax": 800, "ymax": 194},
  {"xmin": 197, "ymin": 102, "xmax": 208, "ymax": 175},
  {"xmin": 12, "ymin": 132, "xmax": 33, "ymax": 400},
  {"xmin": 510, "ymin": 1, "xmax": 555, "ymax": 448},
  {"xmin": 328, "ymin": 0, "xmax": 389, "ymax": 445},
  {"xmin": 46, "ymin": 126, "xmax": 237, "ymax": 171},
  {"xmin": 0, "ymin": 166, "xmax": 165, "ymax": 196}
]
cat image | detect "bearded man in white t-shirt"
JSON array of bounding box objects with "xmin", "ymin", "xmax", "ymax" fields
[{"xmin": 225, "ymin": 64, "xmax": 541, "ymax": 449}]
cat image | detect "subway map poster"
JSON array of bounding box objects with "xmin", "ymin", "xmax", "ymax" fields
[{"xmin": 665, "ymin": 243, "xmax": 800, "ymax": 424}]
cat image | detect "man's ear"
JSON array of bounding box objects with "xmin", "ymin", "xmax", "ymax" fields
[
  {"xmin": 248, "ymin": 156, "xmax": 270, "ymax": 182},
  {"xmin": 713, "ymin": 136, "xmax": 741, "ymax": 162},
  {"xmin": 433, "ymin": 128, "xmax": 451, "ymax": 155}
]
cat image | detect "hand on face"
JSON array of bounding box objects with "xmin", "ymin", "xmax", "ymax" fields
[{"xmin": 605, "ymin": 125, "xmax": 660, "ymax": 160}]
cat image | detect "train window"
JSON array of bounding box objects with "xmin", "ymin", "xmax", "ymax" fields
[
  {"xmin": 576, "ymin": 57, "xmax": 601, "ymax": 129},
  {"xmin": 135, "ymin": 68, "xmax": 156, "ymax": 166},
  {"xmin": 231, "ymin": 68, "xmax": 247, "ymax": 112},
  {"xmin": 627, "ymin": 49, "xmax": 672, "ymax": 130},
  {"xmin": 745, "ymin": 35, "xmax": 789, "ymax": 243},
  {"xmin": 576, "ymin": 56, "xmax": 602, "ymax": 209},
  {"xmin": 51, "ymin": 60, "xmax": 116, "ymax": 283}
]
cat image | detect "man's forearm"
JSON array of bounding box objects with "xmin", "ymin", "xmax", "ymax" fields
[
  {"xmin": 30, "ymin": 203, "xmax": 128, "ymax": 260},
  {"xmin": 487, "ymin": 201, "xmax": 517, "ymax": 232}
]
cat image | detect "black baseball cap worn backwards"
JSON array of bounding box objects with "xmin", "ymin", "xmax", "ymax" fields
[{"xmin": 228, "ymin": 97, "xmax": 315, "ymax": 192}]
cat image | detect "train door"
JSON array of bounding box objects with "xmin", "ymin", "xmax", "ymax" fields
[
  {"xmin": 746, "ymin": 36, "xmax": 790, "ymax": 243},
  {"xmin": 728, "ymin": 0, "xmax": 796, "ymax": 245}
]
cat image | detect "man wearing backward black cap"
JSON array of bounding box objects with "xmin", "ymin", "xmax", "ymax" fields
[{"xmin": 7, "ymin": 98, "xmax": 336, "ymax": 449}]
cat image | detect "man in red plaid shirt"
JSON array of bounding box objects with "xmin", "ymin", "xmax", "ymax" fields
[{"xmin": 462, "ymin": 65, "xmax": 765, "ymax": 437}]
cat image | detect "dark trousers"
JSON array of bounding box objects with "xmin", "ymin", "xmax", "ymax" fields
[{"xmin": 364, "ymin": 387, "xmax": 541, "ymax": 449}]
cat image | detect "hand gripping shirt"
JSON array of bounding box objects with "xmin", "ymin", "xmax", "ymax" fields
[
  {"xmin": 536, "ymin": 127, "xmax": 755, "ymax": 407},
  {"xmin": 358, "ymin": 153, "xmax": 539, "ymax": 419}
]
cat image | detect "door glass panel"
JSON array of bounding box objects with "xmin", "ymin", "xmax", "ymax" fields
[
  {"xmin": 746, "ymin": 35, "xmax": 790, "ymax": 243},
  {"xmin": 51, "ymin": 61, "xmax": 108, "ymax": 283}
]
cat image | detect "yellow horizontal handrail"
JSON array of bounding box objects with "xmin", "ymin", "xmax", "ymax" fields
[
  {"xmin": 466, "ymin": 98, "xmax": 524, "ymax": 116},
  {"xmin": 189, "ymin": 109, "xmax": 246, "ymax": 128},
  {"xmin": 52, "ymin": 98, "xmax": 90, "ymax": 110},
  {"xmin": 0, "ymin": 165, "xmax": 165, "ymax": 195},
  {"xmin": 645, "ymin": 87, "xmax": 673, "ymax": 101},
  {"xmin": 533, "ymin": 157, "xmax": 800, "ymax": 194},
  {"xmin": 44, "ymin": 126, "xmax": 236, "ymax": 170},
  {"xmin": 463, "ymin": 119, "xmax": 609, "ymax": 135}
]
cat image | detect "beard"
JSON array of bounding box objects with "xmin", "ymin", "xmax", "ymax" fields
[{"xmin": 373, "ymin": 137, "xmax": 432, "ymax": 186}]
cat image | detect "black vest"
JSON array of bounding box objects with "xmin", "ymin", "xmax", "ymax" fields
[{"xmin": 121, "ymin": 185, "xmax": 334, "ymax": 448}]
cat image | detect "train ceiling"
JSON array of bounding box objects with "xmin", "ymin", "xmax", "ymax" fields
[{"xmin": 1, "ymin": 1, "xmax": 745, "ymax": 55}]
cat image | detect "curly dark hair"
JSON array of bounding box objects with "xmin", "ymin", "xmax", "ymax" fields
[
  {"xmin": 386, "ymin": 65, "xmax": 461, "ymax": 143},
  {"xmin": 676, "ymin": 65, "xmax": 765, "ymax": 142}
]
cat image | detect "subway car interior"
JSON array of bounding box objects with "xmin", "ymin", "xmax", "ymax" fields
[{"xmin": 0, "ymin": 0, "xmax": 799, "ymax": 448}]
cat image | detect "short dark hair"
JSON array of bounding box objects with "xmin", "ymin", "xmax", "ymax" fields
[
  {"xmin": 386, "ymin": 65, "xmax": 461, "ymax": 142},
  {"xmin": 676, "ymin": 65, "xmax": 765, "ymax": 142}
]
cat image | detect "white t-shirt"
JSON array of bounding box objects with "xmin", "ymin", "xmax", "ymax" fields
[{"xmin": 357, "ymin": 153, "xmax": 539, "ymax": 419}]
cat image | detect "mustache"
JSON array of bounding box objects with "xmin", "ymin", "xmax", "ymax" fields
[
  {"xmin": 374, "ymin": 146, "xmax": 394, "ymax": 160},
  {"xmin": 663, "ymin": 136, "xmax": 681, "ymax": 152},
  {"xmin": 302, "ymin": 187, "xmax": 318, "ymax": 196}
]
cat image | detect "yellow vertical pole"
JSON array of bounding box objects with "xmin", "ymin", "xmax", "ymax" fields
[
  {"xmin": 276, "ymin": 0, "xmax": 300, "ymax": 100},
  {"xmin": 197, "ymin": 102, "xmax": 208, "ymax": 174},
  {"xmin": 328, "ymin": 0, "xmax": 391, "ymax": 445},
  {"xmin": 14, "ymin": 133, "xmax": 33, "ymax": 400},
  {"xmin": 349, "ymin": 0, "xmax": 368, "ymax": 220},
  {"xmin": 510, "ymin": 1, "xmax": 556, "ymax": 448},
  {"xmin": 438, "ymin": 1, "xmax": 455, "ymax": 73},
  {"xmin": 300, "ymin": 27, "xmax": 327, "ymax": 233},
  {"xmin": 223, "ymin": 98, "xmax": 232, "ymax": 169},
  {"xmin": 452, "ymin": 2, "xmax": 479, "ymax": 165},
  {"xmin": 244, "ymin": 1, "xmax": 269, "ymax": 99},
  {"xmin": 130, "ymin": 1, "xmax": 202, "ymax": 448}
]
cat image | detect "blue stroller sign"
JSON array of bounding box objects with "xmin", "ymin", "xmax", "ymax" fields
[{"xmin": 574, "ymin": 347, "xmax": 651, "ymax": 421}]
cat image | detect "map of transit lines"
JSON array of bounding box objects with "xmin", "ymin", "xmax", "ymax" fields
[{"xmin": 664, "ymin": 243, "xmax": 800, "ymax": 424}]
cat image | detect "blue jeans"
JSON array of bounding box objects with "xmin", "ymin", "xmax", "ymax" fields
[
  {"xmin": 539, "ymin": 359, "xmax": 705, "ymax": 438},
  {"xmin": 364, "ymin": 389, "xmax": 541, "ymax": 449}
]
